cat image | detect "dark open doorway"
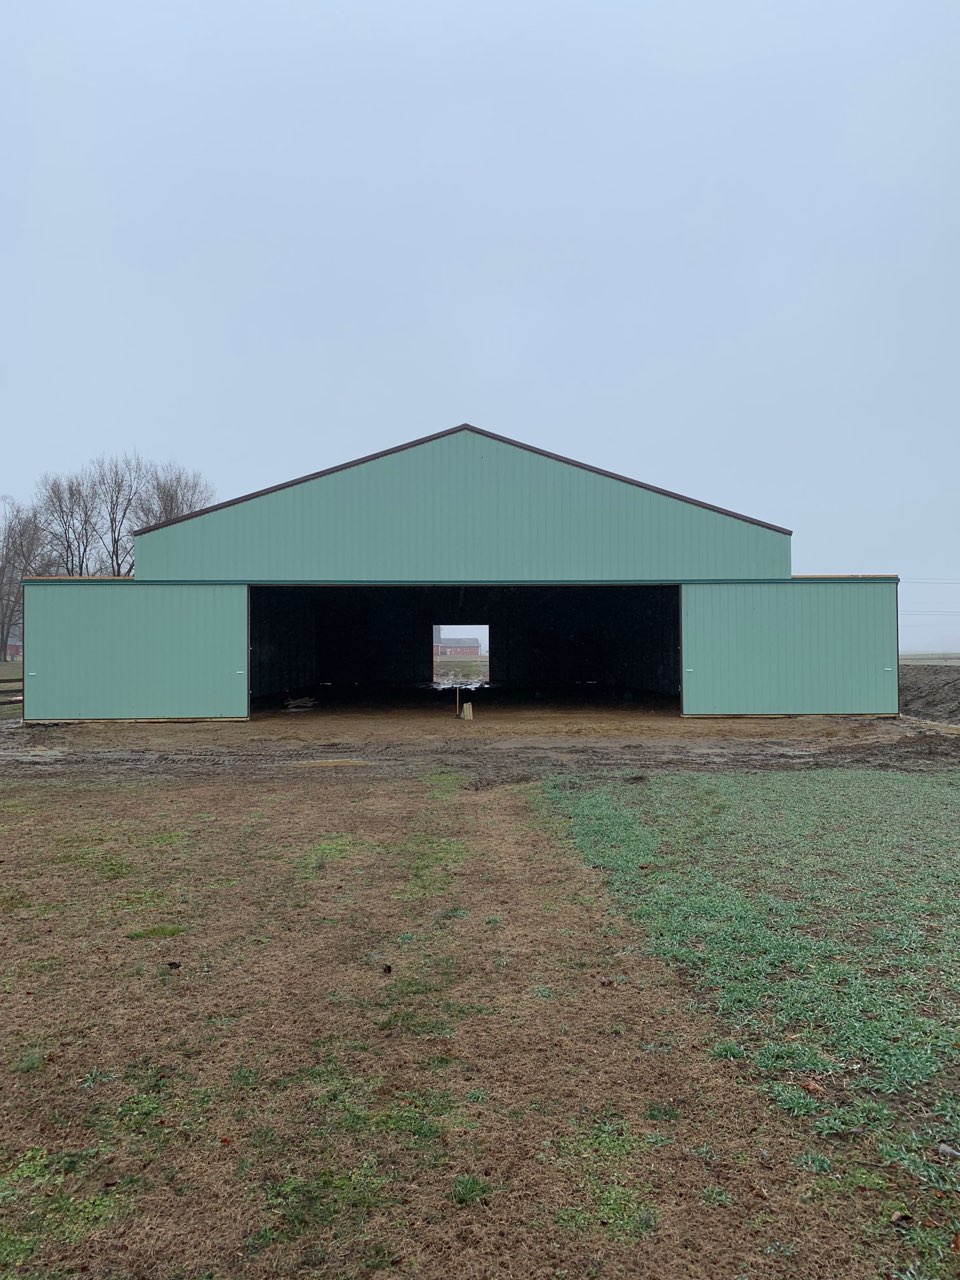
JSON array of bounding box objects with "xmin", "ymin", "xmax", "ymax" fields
[{"xmin": 248, "ymin": 585, "xmax": 680, "ymax": 710}]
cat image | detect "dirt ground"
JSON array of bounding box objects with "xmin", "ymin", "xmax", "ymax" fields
[
  {"xmin": 3, "ymin": 690, "xmax": 960, "ymax": 1277},
  {"xmin": 898, "ymin": 663, "xmax": 960, "ymax": 724},
  {"xmin": 3, "ymin": 772, "xmax": 890, "ymax": 1279},
  {"xmin": 3, "ymin": 694, "xmax": 960, "ymax": 784}
]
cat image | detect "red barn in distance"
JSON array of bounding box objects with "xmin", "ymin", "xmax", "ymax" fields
[{"xmin": 432, "ymin": 627, "xmax": 482, "ymax": 658}]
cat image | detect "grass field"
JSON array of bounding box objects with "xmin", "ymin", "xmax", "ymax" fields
[
  {"xmin": 546, "ymin": 770, "xmax": 960, "ymax": 1278},
  {"xmin": 432, "ymin": 656, "xmax": 490, "ymax": 686},
  {"xmin": 1, "ymin": 762, "xmax": 958, "ymax": 1277}
]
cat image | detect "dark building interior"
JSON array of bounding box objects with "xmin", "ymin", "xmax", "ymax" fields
[{"xmin": 249, "ymin": 584, "xmax": 681, "ymax": 709}]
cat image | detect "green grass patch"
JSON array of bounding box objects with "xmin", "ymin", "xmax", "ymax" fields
[
  {"xmin": 376, "ymin": 1090, "xmax": 456, "ymax": 1141},
  {"xmin": 393, "ymin": 835, "xmax": 468, "ymax": 901},
  {"xmin": 700, "ymin": 1185, "xmax": 731, "ymax": 1206},
  {"xmin": 547, "ymin": 1110, "xmax": 659, "ymax": 1241},
  {"xmin": 231, "ymin": 1064, "xmax": 262, "ymax": 1089},
  {"xmin": 449, "ymin": 1173, "xmax": 490, "ymax": 1205},
  {"xmin": 376, "ymin": 1008, "xmax": 453, "ymax": 1038},
  {"xmin": 113, "ymin": 889, "xmax": 167, "ymax": 913},
  {"xmin": 544, "ymin": 769, "xmax": 960, "ymax": 1277},
  {"xmin": 796, "ymin": 1151, "xmax": 833, "ymax": 1174},
  {"xmin": 294, "ymin": 1053, "xmax": 459, "ymax": 1148},
  {"xmin": 84, "ymin": 1058, "xmax": 207, "ymax": 1151},
  {"xmin": 358, "ymin": 937, "xmax": 463, "ymax": 1047},
  {"xmin": 148, "ymin": 830, "xmax": 191, "ymax": 848},
  {"xmin": 263, "ymin": 1158, "xmax": 387, "ymax": 1235},
  {"xmin": 381, "ymin": 959, "xmax": 457, "ymax": 1005},
  {"xmin": 0, "ymin": 1147, "xmax": 131, "ymax": 1266},
  {"xmin": 645, "ymin": 1103, "xmax": 680, "ymax": 1122},
  {"xmin": 295, "ymin": 834, "xmax": 373, "ymax": 877},
  {"xmin": 556, "ymin": 1178, "xmax": 657, "ymax": 1241},
  {"xmin": 420, "ymin": 771, "xmax": 465, "ymax": 800},
  {"xmin": 710, "ymin": 1039, "xmax": 745, "ymax": 1061},
  {"xmin": 126, "ymin": 923, "xmax": 185, "ymax": 940},
  {"xmin": 10, "ymin": 1046, "xmax": 45, "ymax": 1074}
]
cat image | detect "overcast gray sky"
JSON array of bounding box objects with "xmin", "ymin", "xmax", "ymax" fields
[{"xmin": 2, "ymin": 2, "xmax": 958, "ymax": 649}]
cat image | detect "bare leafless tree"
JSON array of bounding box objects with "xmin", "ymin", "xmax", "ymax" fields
[
  {"xmin": 132, "ymin": 461, "xmax": 215, "ymax": 532},
  {"xmin": 91, "ymin": 453, "xmax": 147, "ymax": 576},
  {"xmin": 34, "ymin": 469, "xmax": 101, "ymax": 577},
  {"xmin": 0, "ymin": 499, "xmax": 51, "ymax": 659},
  {"xmin": 30, "ymin": 456, "xmax": 214, "ymax": 579}
]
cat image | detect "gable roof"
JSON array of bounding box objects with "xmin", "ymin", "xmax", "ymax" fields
[{"xmin": 134, "ymin": 424, "xmax": 791, "ymax": 537}]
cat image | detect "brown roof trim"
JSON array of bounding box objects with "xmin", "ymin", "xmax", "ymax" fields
[{"xmin": 133, "ymin": 424, "xmax": 793, "ymax": 537}]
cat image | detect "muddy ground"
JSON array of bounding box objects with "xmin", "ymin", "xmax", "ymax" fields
[
  {"xmin": 898, "ymin": 662, "xmax": 960, "ymax": 724},
  {"xmin": 2, "ymin": 695, "xmax": 960, "ymax": 784}
]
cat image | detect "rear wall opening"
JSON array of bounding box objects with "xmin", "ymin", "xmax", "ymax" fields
[{"xmin": 432, "ymin": 625, "xmax": 490, "ymax": 688}]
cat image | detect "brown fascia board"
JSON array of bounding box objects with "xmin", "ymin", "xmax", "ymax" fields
[{"xmin": 132, "ymin": 424, "xmax": 793, "ymax": 537}]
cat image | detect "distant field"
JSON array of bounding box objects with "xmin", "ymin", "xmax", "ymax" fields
[
  {"xmin": 900, "ymin": 653, "xmax": 960, "ymax": 665},
  {"xmin": 432, "ymin": 656, "xmax": 489, "ymax": 684}
]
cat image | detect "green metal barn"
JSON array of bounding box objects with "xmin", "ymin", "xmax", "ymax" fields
[{"xmin": 22, "ymin": 425, "xmax": 899, "ymax": 720}]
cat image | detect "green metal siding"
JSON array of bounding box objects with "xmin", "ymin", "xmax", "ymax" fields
[
  {"xmin": 681, "ymin": 580, "xmax": 899, "ymax": 715},
  {"xmin": 135, "ymin": 431, "xmax": 791, "ymax": 583},
  {"xmin": 23, "ymin": 582, "xmax": 249, "ymax": 720}
]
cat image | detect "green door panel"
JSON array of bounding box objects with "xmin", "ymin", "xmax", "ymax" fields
[
  {"xmin": 682, "ymin": 580, "xmax": 898, "ymax": 715},
  {"xmin": 23, "ymin": 582, "xmax": 248, "ymax": 720}
]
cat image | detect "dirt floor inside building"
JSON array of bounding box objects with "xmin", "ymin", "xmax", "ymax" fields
[{"xmin": 2, "ymin": 671, "xmax": 959, "ymax": 1278}]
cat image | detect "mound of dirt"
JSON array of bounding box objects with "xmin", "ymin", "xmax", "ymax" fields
[{"xmin": 899, "ymin": 663, "xmax": 960, "ymax": 724}]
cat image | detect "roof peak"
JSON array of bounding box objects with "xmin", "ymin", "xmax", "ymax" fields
[{"xmin": 134, "ymin": 423, "xmax": 791, "ymax": 537}]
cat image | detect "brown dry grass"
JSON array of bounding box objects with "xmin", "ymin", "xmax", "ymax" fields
[{"xmin": 1, "ymin": 770, "xmax": 890, "ymax": 1278}]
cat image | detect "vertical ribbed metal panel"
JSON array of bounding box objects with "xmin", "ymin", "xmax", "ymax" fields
[
  {"xmin": 681, "ymin": 580, "xmax": 899, "ymax": 715},
  {"xmin": 135, "ymin": 431, "xmax": 791, "ymax": 583},
  {"xmin": 23, "ymin": 582, "xmax": 249, "ymax": 720}
]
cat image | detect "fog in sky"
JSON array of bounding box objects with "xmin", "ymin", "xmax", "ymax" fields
[{"xmin": 2, "ymin": 2, "xmax": 958, "ymax": 649}]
